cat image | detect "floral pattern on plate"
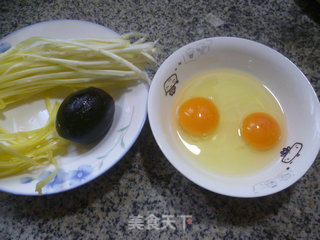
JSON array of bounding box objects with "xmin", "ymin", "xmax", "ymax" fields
[
  {"xmin": 19, "ymin": 106, "xmax": 135, "ymax": 194},
  {"xmin": 0, "ymin": 42, "xmax": 11, "ymax": 53}
]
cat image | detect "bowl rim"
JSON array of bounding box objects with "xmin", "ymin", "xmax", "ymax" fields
[{"xmin": 148, "ymin": 36, "xmax": 320, "ymax": 198}]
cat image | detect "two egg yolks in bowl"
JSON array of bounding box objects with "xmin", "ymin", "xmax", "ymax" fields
[{"xmin": 173, "ymin": 69, "xmax": 286, "ymax": 177}]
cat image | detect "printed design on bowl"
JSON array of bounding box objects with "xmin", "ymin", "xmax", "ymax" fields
[
  {"xmin": 280, "ymin": 142, "xmax": 303, "ymax": 164},
  {"xmin": 183, "ymin": 43, "xmax": 210, "ymax": 64},
  {"xmin": 0, "ymin": 42, "xmax": 11, "ymax": 53},
  {"xmin": 164, "ymin": 74, "xmax": 178, "ymax": 96},
  {"xmin": 97, "ymin": 106, "xmax": 135, "ymax": 168},
  {"xmin": 252, "ymin": 142, "xmax": 303, "ymax": 194},
  {"xmin": 164, "ymin": 41, "xmax": 211, "ymax": 97},
  {"xmin": 253, "ymin": 170, "xmax": 295, "ymax": 194},
  {"xmin": 20, "ymin": 164, "xmax": 94, "ymax": 193}
]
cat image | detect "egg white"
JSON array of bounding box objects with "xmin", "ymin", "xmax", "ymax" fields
[{"xmin": 173, "ymin": 68, "xmax": 287, "ymax": 177}]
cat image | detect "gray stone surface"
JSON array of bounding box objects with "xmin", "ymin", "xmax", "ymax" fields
[{"xmin": 0, "ymin": 0, "xmax": 319, "ymax": 239}]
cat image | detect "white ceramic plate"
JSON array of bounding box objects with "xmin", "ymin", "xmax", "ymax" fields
[
  {"xmin": 0, "ymin": 20, "xmax": 148, "ymax": 195},
  {"xmin": 148, "ymin": 37, "xmax": 320, "ymax": 197}
]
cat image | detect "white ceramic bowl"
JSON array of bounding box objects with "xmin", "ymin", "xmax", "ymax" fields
[{"xmin": 148, "ymin": 37, "xmax": 320, "ymax": 197}]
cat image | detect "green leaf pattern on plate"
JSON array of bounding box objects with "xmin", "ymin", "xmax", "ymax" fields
[{"xmin": 97, "ymin": 107, "xmax": 135, "ymax": 168}]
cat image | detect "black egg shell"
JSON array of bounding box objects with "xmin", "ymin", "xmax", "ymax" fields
[{"xmin": 56, "ymin": 87, "xmax": 115, "ymax": 145}]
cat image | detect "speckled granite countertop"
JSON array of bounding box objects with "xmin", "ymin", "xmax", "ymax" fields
[{"xmin": 0, "ymin": 0, "xmax": 319, "ymax": 239}]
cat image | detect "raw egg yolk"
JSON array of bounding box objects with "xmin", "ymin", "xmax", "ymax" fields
[
  {"xmin": 178, "ymin": 97, "xmax": 219, "ymax": 136},
  {"xmin": 241, "ymin": 112, "xmax": 281, "ymax": 150}
]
